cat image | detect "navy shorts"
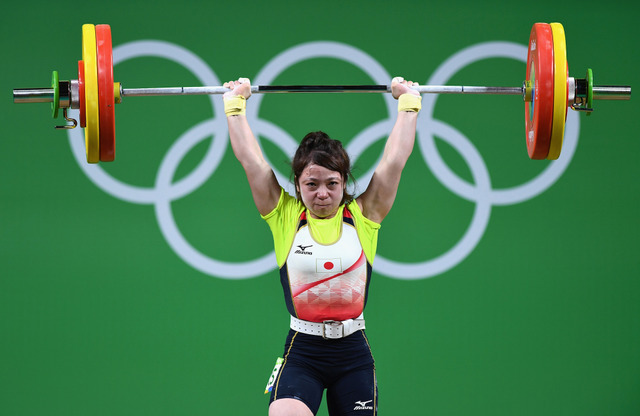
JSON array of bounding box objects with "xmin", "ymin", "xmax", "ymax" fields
[{"xmin": 269, "ymin": 329, "xmax": 377, "ymax": 415}]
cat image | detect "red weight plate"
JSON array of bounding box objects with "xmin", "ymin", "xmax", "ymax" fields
[
  {"xmin": 78, "ymin": 60, "xmax": 86, "ymax": 128},
  {"xmin": 524, "ymin": 23, "xmax": 554, "ymax": 160},
  {"xmin": 96, "ymin": 24, "xmax": 115, "ymax": 162}
]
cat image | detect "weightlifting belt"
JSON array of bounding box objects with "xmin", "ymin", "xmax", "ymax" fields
[{"xmin": 290, "ymin": 315, "xmax": 365, "ymax": 339}]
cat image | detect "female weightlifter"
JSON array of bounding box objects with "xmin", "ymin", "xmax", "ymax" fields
[{"xmin": 223, "ymin": 76, "xmax": 421, "ymax": 416}]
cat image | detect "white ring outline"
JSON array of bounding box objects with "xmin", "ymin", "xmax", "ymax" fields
[{"xmin": 67, "ymin": 39, "xmax": 579, "ymax": 280}]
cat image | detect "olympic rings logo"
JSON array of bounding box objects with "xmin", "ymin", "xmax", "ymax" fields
[{"xmin": 66, "ymin": 39, "xmax": 579, "ymax": 280}]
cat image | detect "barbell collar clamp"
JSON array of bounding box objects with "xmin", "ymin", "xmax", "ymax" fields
[{"xmin": 57, "ymin": 81, "xmax": 71, "ymax": 109}]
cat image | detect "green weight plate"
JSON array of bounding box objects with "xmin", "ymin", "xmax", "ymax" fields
[
  {"xmin": 587, "ymin": 68, "xmax": 593, "ymax": 117},
  {"xmin": 51, "ymin": 70, "xmax": 59, "ymax": 118}
]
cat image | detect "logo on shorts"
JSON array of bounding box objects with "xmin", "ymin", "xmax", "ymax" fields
[{"xmin": 354, "ymin": 400, "xmax": 374, "ymax": 410}]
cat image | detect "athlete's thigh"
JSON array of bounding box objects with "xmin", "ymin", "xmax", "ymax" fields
[
  {"xmin": 326, "ymin": 364, "xmax": 377, "ymax": 416},
  {"xmin": 269, "ymin": 398, "xmax": 314, "ymax": 416},
  {"xmin": 269, "ymin": 357, "xmax": 324, "ymax": 414}
]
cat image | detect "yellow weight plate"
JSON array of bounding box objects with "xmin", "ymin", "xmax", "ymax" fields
[
  {"xmin": 82, "ymin": 24, "xmax": 100, "ymax": 163},
  {"xmin": 114, "ymin": 82, "xmax": 122, "ymax": 104},
  {"xmin": 547, "ymin": 22, "xmax": 567, "ymax": 160}
]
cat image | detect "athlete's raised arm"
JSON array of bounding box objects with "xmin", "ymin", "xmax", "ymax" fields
[
  {"xmin": 357, "ymin": 76, "xmax": 421, "ymax": 223},
  {"xmin": 223, "ymin": 78, "xmax": 281, "ymax": 216}
]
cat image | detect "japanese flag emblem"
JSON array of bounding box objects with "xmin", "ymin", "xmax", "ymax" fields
[{"xmin": 316, "ymin": 258, "xmax": 342, "ymax": 273}]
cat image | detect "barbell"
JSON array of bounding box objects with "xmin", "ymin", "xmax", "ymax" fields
[{"xmin": 13, "ymin": 23, "xmax": 631, "ymax": 163}]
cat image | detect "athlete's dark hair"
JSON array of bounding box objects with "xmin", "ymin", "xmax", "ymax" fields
[{"xmin": 291, "ymin": 131, "xmax": 354, "ymax": 205}]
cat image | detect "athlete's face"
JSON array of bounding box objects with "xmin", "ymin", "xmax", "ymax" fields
[{"xmin": 296, "ymin": 163, "xmax": 345, "ymax": 219}]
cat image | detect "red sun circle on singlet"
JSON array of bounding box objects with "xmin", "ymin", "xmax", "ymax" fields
[{"xmin": 324, "ymin": 262, "xmax": 334, "ymax": 270}]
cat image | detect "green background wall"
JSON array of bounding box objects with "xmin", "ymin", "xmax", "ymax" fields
[{"xmin": 2, "ymin": 1, "xmax": 638, "ymax": 415}]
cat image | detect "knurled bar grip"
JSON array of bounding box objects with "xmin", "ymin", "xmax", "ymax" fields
[{"xmin": 121, "ymin": 84, "xmax": 524, "ymax": 96}]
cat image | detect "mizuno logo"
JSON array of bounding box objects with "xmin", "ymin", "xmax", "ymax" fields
[
  {"xmin": 354, "ymin": 400, "xmax": 374, "ymax": 410},
  {"xmin": 294, "ymin": 244, "xmax": 313, "ymax": 255}
]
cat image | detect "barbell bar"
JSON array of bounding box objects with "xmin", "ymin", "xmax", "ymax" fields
[{"xmin": 12, "ymin": 22, "xmax": 631, "ymax": 163}]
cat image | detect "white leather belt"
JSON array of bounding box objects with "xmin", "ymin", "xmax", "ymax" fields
[{"xmin": 290, "ymin": 315, "xmax": 365, "ymax": 339}]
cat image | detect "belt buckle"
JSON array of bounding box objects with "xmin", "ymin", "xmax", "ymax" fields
[{"xmin": 322, "ymin": 320, "xmax": 344, "ymax": 339}]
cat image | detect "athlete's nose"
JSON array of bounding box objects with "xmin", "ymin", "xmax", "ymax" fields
[{"xmin": 317, "ymin": 186, "xmax": 329, "ymax": 199}]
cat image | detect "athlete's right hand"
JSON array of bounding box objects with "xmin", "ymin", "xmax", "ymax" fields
[{"xmin": 223, "ymin": 78, "xmax": 252, "ymax": 100}]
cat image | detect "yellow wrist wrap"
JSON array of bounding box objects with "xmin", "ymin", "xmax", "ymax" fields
[
  {"xmin": 398, "ymin": 93, "xmax": 422, "ymax": 113},
  {"xmin": 224, "ymin": 95, "xmax": 246, "ymax": 116}
]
